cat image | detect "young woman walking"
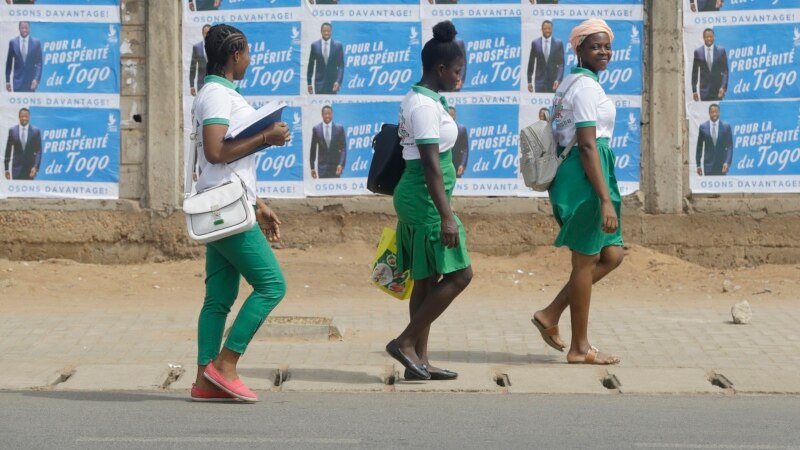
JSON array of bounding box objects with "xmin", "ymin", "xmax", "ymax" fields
[
  {"xmin": 386, "ymin": 21, "xmax": 473, "ymax": 380},
  {"xmin": 189, "ymin": 24, "xmax": 291, "ymax": 401}
]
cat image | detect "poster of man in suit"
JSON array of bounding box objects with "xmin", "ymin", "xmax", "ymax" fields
[
  {"xmin": 448, "ymin": 106, "xmax": 469, "ymax": 178},
  {"xmin": 5, "ymin": 21, "xmax": 42, "ymax": 93},
  {"xmin": 307, "ymin": 23, "xmax": 344, "ymax": 95},
  {"xmin": 691, "ymin": 28, "xmax": 728, "ymax": 102},
  {"xmin": 309, "ymin": 105, "xmax": 346, "ymax": 178},
  {"xmin": 689, "ymin": 0, "xmax": 723, "ymax": 12},
  {"xmin": 4, "ymin": 108, "xmax": 42, "ymax": 181},
  {"xmin": 187, "ymin": 0, "xmax": 220, "ymax": 11},
  {"xmin": 695, "ymin": 103, "xmax": 733, "ymax": 176},
  {"xmin": 189, "ymin": 24, "xmax": 211, "ymax": 97},
  {"xmin": 526, "ymin": 20, "xmax": 564, "ymax": 94}
]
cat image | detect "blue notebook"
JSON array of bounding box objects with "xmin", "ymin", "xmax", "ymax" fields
[{"xmin": 225, "ymin": 100, "xmax": 287, "ymax": 157}]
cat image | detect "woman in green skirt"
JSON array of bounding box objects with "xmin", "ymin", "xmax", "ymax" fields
[
  {"xmin": 385, "ymin": 20, "xmax": 472, "ymax": 381},
  {"xmin": 531, "ymin": 19, "xmax": 624, "ymax": 365}
]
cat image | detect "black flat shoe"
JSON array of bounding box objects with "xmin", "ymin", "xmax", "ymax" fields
[
  {"xmin": 386, "ymin": 340, "xmax": 430, "ymax": 380},
  {"xmin": 405, "ymin": 366, "xmax": 458, "ymax": 381}
]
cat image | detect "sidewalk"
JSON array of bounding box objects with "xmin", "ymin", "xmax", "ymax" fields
[{"xmin": 2, "ymin": 242, "xmax": 799, "ymax": 395}]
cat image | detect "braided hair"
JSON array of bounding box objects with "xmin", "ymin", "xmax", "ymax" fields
[
  {"xmin": 205, "ymin": 24, "xmax": 248, "ymax": 77},
  {"xmin": 421, "ymin": 21, "xmax": 463, "ymax": 72}
]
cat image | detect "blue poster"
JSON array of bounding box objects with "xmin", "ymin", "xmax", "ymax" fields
[
  {"xmin": 327, "ymin": 0, "xmax": 416, "ymax": 3},
  {"xmin": 710, "ymin": 24, "xmax": 800, "ymax": 100},
  {"xmin": 457, "ymin": 104, "xmax": 519, "ymax": 179},
  {"xmin": 338, "ymin": 102, "xmax": 396, "ymax": 178},
  {"xmin": 28, "ymin": 106, "xmax": 119, "ymax": 184},
  {"xmin": 612, "ymin": 106, "xmax": 641, "ymax": 187},
  {"xmin": 697, "ymin": 101, "xmax": 800, "ymax": 176},
  {"xmin": 327, "ymin": 22, "xmax": 420, "ymax": 96},
  {"xmin": 255, "ymin": 106, "xmax": 304, "ymax": 197},
  {"xmin": 687, "ymin": 0, "xmax": 800, "ymax": 12},
  {"xmin": 231, "ymin": 22, "xmax": 300, "ymax": 96},
  {"xmin": 552, "ymin": 19, "xmax": 642, "ymax": 96},
  {"xmin": 453, "ymin": 17, "xmax": 521, "ymax": 92},
  {"xmin": 558, "ymin": 0, "xmax": 642, "ymax": 4},
  {"xmin": 219, "ymin": 0, "xmax": 300, "ymax": 8},
  {"xmin": 31, "ymin": 0, "xmax": 119, "ymax": 4},
  {"xmin": 304, "ymin": 101, "xmax": 398, "ymax": 196},
  {"xmin": 7, "ymin": 22, "xmax": 120, "ymax": 94}
]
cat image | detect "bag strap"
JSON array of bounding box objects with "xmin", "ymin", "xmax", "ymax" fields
[
  {"xmin": 551, "ymin": 74, "xmax": 588, "ymax": 162},
  {"xmin": 184, "ymin": 122, "xmax": 246, "ymax": 200}
]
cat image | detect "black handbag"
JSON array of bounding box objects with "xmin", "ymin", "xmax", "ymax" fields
[{"xmin": 367, "ymin": 123, "xmax": 405, "ymax": 195}]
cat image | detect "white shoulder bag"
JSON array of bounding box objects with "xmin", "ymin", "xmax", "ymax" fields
[
  {"xmin": 519, "ymin": 74, "xmax": 586, "ymax": 192},
  {"xmin": 182, "ymin": 127, "xmax": 256, "ymax": 243}
]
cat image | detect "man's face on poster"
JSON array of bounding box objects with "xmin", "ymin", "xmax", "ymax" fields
[
  {"xmin": 202, "ymin": 26, "xmax": 211, "ymax": 39},
  {"xmin": 322, "ymin": 107, "xmax": 333, "ymax": 124},
  {"xmin": 19, "ymin": 110, "xmax": 30, "ymax": 126},
  {"xmin": 709, "ymin": 106, "xmax": 720, "ymax": 122},
  {"xmin": 321, "ymin": 24, "xmax": 332, "ymax": 41},
  {"xmin": 19, "ymin": 22, "xmax": 30, "ymax": 38},
  {"xmin": 703, "ymin": 30, "xmax": 715, "ymax": 47},
  {"xmin": 448, "ymin": 107, "xmax": 456, "ymax": 121},
  {"xmin": 541, "ymin": 22, "xmax": 553, "ymax": 39}
]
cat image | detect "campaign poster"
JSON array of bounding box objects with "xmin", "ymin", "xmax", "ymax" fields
[
  {"xmin": 683, "ymin": 20, "xmax": 800, "ymax": 102},
  {"xmin": 451, "ymin": 97, "xmax": 521, "ymax": 196},
  {"xmin": 0, "ymin": 21, "xmax": 120, "ymax": 94},
  {"xmin": 302, "ymin": 100, "xmax": 399, "ymax": 196},
  {"xmin": 547, "ymin": 17, "xmax": 643, "ymax": 96},
  {"xmin": 188, "ymin": 0, "xmax": 301, "ymax": 11},
  {"xmin": 683, "ymin": 0, "xmax": 798, "ymax": 13},
  {"xmin": 687, "ymin": 100, "xmax": 800, "ymax": 193},
  {"xmin": 0, "ymin": 1, "xmax": 120, "ymax": 23},
  {"xmin": 450, "ymin": 16, "xmax": 521, "ymax": 92},
  {"xmin": 303, "ymin": 20, "xmax": 421, "ymax": 96},
  {"xmin": 683, "ymin": 2, "xmax": 800, "ymax": 193},
  {"xmin": 254, "ymin": 104, "xmax": 305, "ymax": 198},
  {"xmin": 610, "ymin": 99, "xmax": 641, "ymax": 196},
  {"xmin": 0, "ymin": 102, "xmax": 120, "ymax": 199}
]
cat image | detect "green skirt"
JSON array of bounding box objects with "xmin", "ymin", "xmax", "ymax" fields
[
  {"xmin": 548, "ymin": 137, "xmax": 624, "ymax": 255},
  {"xmin": 393, "ymin": 150, "xmax": 471, "ymax": 280}
]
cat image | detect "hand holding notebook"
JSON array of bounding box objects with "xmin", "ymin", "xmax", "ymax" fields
[{"xmin": 225, "ymin": 100, "xmax": 288, "ymax": 155}]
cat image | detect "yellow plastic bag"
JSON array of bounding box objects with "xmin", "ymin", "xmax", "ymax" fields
[{"xmin": 371, "ymin": 227, "xmax": 414, "ymax": 300}]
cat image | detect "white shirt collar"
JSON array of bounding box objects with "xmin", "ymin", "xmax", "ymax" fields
[
  {"xmin": 710, "ymin": 119, "xmax": 719, "ymax": 125},
  {"xmin": 706, "ymin": 44, "xmax": 714, "ymax": 52},
  {"xmin": 542, "ymin": 37, "xmax": 551, "ymax": 43},
  {"xmin": 20, "ymin": 124, "xmax": 29, "ymax": 131}
]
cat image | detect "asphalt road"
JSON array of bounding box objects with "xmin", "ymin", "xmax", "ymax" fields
[{"xmin": 1, "ymin": 392, "xmax": 799, "ymax": 450}]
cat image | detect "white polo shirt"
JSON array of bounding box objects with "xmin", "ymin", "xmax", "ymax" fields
[
  {"xmin": 551, "ymin": 67, "xmax": 616, "ymax": 148},
  {"xmin": 191, "ymin": 75, "xmax": 258, "ymax": 204},
  {"xmin": 398, "ymin": 85, "xmax": 458, "ymax": 160}
]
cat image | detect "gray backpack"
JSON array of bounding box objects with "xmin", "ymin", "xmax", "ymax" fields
[{"xmin": 519, "ymin": 75, "xmax": 585, "ymax": 192}]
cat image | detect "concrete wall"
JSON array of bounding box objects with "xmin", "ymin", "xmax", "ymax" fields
[{"xmin": 1, "ymin": 0, "xmax": 799, "ymax": 268}]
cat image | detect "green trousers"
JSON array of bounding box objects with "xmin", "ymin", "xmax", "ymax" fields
[{"xmin": 197, "ymin": 225, "xmax": 286, "ymax": 365}]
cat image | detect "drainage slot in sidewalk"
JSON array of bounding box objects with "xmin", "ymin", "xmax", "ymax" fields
[
  {"xmin": 273, "ymin": 364, "xmax": 289, "ymax": 387},
  {"xmin": 161, "ymin": 365, "xmax": 185, "ymax": 389},
  {"xmin": 50, "ymin": 366, "xmax": 76, "ymax": 388},
  {"xmin": 382, "ymin": 365, "xmax": 398, "ymax": 386},
  {"xmin": 495, "ymin": 373, "xmax": 511, "ymax": 388},
  {"xmin": 709, "ymin": 373, "xmax": 734, "ymax": 390},
  {"xmin": 601, "ymin": 374, "xmax": 621, "ymax": 390}
]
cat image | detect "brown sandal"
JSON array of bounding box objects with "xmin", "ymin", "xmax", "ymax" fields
[
  {"xmin": 568, "ymin": 346, "xmax": 620, "ymax": 365},
  {"xmin": 531, "ymin": 317, "xmax": 565, "ymax": 352}
]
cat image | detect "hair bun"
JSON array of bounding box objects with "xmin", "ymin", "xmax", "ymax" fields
[{"xmin": 432, "ymin": 21, "xmax": 457, "ymax": 43}]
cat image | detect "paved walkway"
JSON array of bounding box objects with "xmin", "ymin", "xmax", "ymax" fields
[{"xmin": 2, "ymin": 253, "xmax": 800, "ymax": 395}]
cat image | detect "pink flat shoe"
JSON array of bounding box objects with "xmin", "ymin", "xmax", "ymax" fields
[
  {"xmin": 203, "ymin": 364, "xmax": 258, "ymax": 402},
  {"xmin": 190, "ymin": 383, "xmax": 236, "ymax": 402}
]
